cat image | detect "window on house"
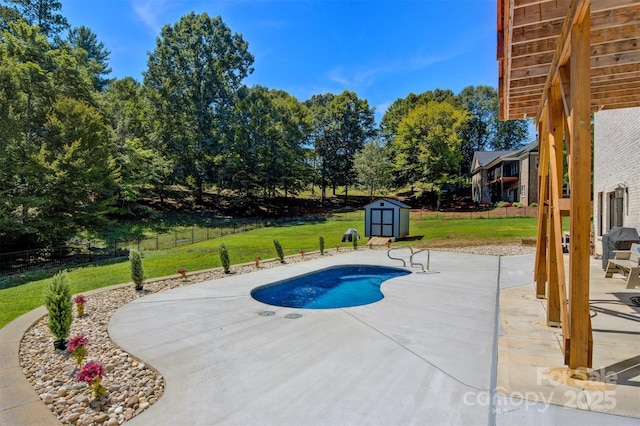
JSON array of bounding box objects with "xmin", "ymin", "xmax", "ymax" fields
[{"xmin": 510, "ymin": 162, "xmax": 519, "ymax": 176}]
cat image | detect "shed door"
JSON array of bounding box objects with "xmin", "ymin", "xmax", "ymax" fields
[{"xmin": 370, "ymin": 208, "xmax": 394, "ymax": 237}]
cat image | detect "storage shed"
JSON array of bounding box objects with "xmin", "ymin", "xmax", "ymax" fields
[{"xmin": 364, "ymin": 198, "xmax": 411, "ymax": 240}]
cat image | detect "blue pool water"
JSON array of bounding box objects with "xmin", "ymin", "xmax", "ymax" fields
[{"xmin": 251, "ymin": 265, "xmax": 410, "ymax": 309}]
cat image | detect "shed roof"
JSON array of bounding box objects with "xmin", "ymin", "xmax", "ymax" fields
[{"xmin": 364, "ymin": 198, "xmax": 412, "ymax": 209}]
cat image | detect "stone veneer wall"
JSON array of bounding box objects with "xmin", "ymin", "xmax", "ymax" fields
[{"xmin": 593, "ymin": 106, "xmax": 640, "ymax": 255}]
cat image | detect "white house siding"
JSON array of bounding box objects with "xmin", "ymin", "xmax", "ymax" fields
[{"xmin": 593, "ymin": 106, "xmax": 640, "ymax": 255}]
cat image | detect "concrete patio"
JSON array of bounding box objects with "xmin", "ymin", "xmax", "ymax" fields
[{"xmin": 1, "ymin": 249, "xmax": 639, "ymax": 425}]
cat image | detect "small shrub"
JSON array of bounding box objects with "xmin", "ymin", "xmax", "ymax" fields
[
  {"xmin": 512, "ymin": 202, "xmax": 523, "ymax": 208},
  {"xmin": 319, "ymin": 236, "xmax": 325, "ymax": 255},
  {"xmin": 67, "ymin": 334, "xmax": 89, "ymax": 365},
  {"xmin": 531, "ymin": 202, "xmax": 538, "ymax": 207},
  {"xmin": 77, "ymin": 362, "xmax": 106, "ymax": 398},
  {"xmin": 44, "ymin": 271, "xmax": 73, "ymax": 348},
  {"xmin": 273, "ymin": 239, "xmax": 285, "ymax": 263},
  {"xmin": 129, "ymin": 249, "xmax": 144, "ymax": 291},
  {"xmin": 219, "ymin": 243, "xmax": 231, "ymax": 273},
  {"xmin": 73, "ymin": 294, "xmax": 86, "ymax": 317},
  {"xmin": 496, "ymin": 201, "xmax": 511, "ymax": 208}
]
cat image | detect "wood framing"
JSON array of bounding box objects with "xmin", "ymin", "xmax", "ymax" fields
[{"xmin": 498, "ymin": 0, "xmax": 639, "ymax": 369}]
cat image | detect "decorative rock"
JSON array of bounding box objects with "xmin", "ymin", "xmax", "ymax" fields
[
  {"xmin": 107, "ymin": 417, "xmax": 119, "ymax": 426},
  {"xmin": 94, "ymin": 412, "xmax": 109, "ymax": 423},
  {"xmin": 56, "ymin": 386, "xmax": 68, "ymax": 397},
  {"xmin": 41, "ymin": 393, "xmax": 54, "ymax": 404},
  {"xmin": 66, "ymin": 412, "xmax": 81, "ymax": 423},
  {"xmin": 125, "ymin": 395, "xmax": 138, "ymax": 408}
]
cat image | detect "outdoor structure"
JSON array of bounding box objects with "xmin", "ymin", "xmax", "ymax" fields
[
  {"xmin": 471, "ymin": 141, "xmax": 539, "ymax": 205},
  {"xmin": 593, "ymin": 106, "xmax": 640, "ymax": 256},
  {"xmin": 363, "ymin": 198, "xmax": 410, "ymax": 240},
  {"xmin": 498, "ymin": 0, "xmax": 640, "ymax": 370}
]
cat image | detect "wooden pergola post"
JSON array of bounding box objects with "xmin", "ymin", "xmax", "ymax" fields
[
  {"xmin": 567, "ymin": 8, "xmax": 593, "ymax": 370},
  {"xmin": 546, "ymin": 82, "xmax": 565, "ymax": 329}
]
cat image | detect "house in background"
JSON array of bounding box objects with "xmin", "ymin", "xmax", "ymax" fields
[
  {"xmin": 470, "ymin": 141, "xmax": 539, "ymax": 206},
  {"xmin": 593, "ymin": 106, "xmax": 640, "ymax": 256}
]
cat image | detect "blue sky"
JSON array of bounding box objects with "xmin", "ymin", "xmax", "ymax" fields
[{"xmin": 62, "ymin": 0, "xmax": 498, "ymax": 121}]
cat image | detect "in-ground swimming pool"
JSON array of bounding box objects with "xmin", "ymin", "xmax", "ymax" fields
[{"xmin": 251, "ymin": 265, "xmax": 410, "ymax": 309}]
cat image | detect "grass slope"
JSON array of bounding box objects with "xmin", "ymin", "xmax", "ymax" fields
[{"xmin": 0, "ymin": 216, "xmax": 538, "ymax": 328}]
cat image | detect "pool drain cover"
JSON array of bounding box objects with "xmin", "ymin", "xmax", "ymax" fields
[
  {"xmin": 258, "ymin": 311, "xmax": 275, "ymax": 316},
  {"xmin": 630, "ymin": 296, "xmax": 640, "ymax": 307},
  {"xmin": 284, "ymin": 313, "xmax": 302, "ymax": 319}
]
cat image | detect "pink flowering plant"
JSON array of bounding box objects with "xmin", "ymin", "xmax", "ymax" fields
[
  {"xmin": 177, "ymin": 268, "xmax": 188, "ymax": 279},
  {"xmin": 66, "ymin": 334, "xmax": 89, "ymax": 365},
  {"xmin": 73, "ymin": 294, "xmax": 86, "ymax": 317},
  {"xmin": 77, "ymin": 362, "xmax": 106, "ymax": 398}
]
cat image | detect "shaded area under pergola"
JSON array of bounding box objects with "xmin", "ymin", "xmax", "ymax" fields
[{"xmin": 498, "ymin": 0, "xmax": 640, "ymax": 369}]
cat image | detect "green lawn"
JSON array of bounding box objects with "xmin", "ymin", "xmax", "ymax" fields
[{"xmin": 0, "ymin": 216, "xmax": 540, "ymax": 328}]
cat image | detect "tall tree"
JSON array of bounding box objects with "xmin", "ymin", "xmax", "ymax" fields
[
  {"xmin": 0, "ymin": 21, "xmax": 113, "ymax": 248},
  {"xmin": 390, "ymin": 101, "xmax": 470, "ymax": 188},
  {"xmin": 34, "ymin": 97, "xmax": 117, "ymax": 245},
  {"xmin": 306, "ymin": 90, "xmax": 376, "ymax": 202},
  {"xmin": 144, "ymin": 12, "xmax": 254, "ymax": 203},
  {"xmin": 3, "ymin": 0, "xmax": 68, "ymax": 37},
  {"xmin": 353, "ymin": 139, "xmax": 392, "ymax": 199},
  {"xmin": 67, "ymin": 25, "xmax": 112, "ymax": 91},
  {"xmin": 305, "ymin": 93, "xmax": 335, "ymax": 201},
  {"xmin": 458, "ymin": 85, "xmax": 529, "ymax": 173},
  {"xmin": 103, "ymin": 77, "xmax": 172, "ymax": 208},
  {"xmin": 221, "ymin": 86, "xmax": 311, "ymax": 199},
  {"xmin": 380, "ymin": 89, "xmax": 457, "ymax": 144}
]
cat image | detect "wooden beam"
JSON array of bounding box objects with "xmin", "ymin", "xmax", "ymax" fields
[
  {"xmin": 547, "ymin": 82, "xmax": 565, "ymax": 326},
  {"xmin": 535, "ymin": 111, "xmax": 549, "ymax": 298},
  {"xmin": 567, "ymin": 6, "xmax": 593, "ymax": 370}
]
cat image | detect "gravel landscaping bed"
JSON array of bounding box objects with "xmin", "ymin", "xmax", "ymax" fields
[{"xmin": 19, "ymin": 244, "xmax": 534, "ymax": 425}]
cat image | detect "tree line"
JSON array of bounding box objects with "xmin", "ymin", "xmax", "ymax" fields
[{"xmin": 0, "ymin": 0, "xmax": 529, "ymax": 251}]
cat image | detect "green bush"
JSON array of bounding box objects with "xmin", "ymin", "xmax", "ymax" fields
[
  {"xmin": 129, "ymin": 249, "xmax": 144, "ymax": 291},
  {"xmin": 512, "ymin": 202, "xmax": 523, "ymax": 208},
  {"xmin": 219, "ymin": 243, "xmax": 230, "ymax": 273},
  {"xmin": 44, "ymin": 271, "xmax": 73, "ymax": 345},
  {"xmin": 273, "ymin": 239, "xmax": 285, "ymax": 263},
  {"xmin": 319, "ymin": 235, "xmax": 325, "ymax": 255},
  {"xmin": 496, "ymin": 201, "xmax": 511, "ymax": 208},
  {"xmin": 531, "ymin": 202, "xmax": 538, "ymax": 207}
]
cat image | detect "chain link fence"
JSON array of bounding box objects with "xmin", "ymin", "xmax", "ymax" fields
[{"xmin": 0, "ymin": 207, "xmax": 537, "ymax": 276}]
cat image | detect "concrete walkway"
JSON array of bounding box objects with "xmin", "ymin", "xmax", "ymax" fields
[{"xmin": 2, "ymin": 250, "xmax": 638, "ymax": 425}]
